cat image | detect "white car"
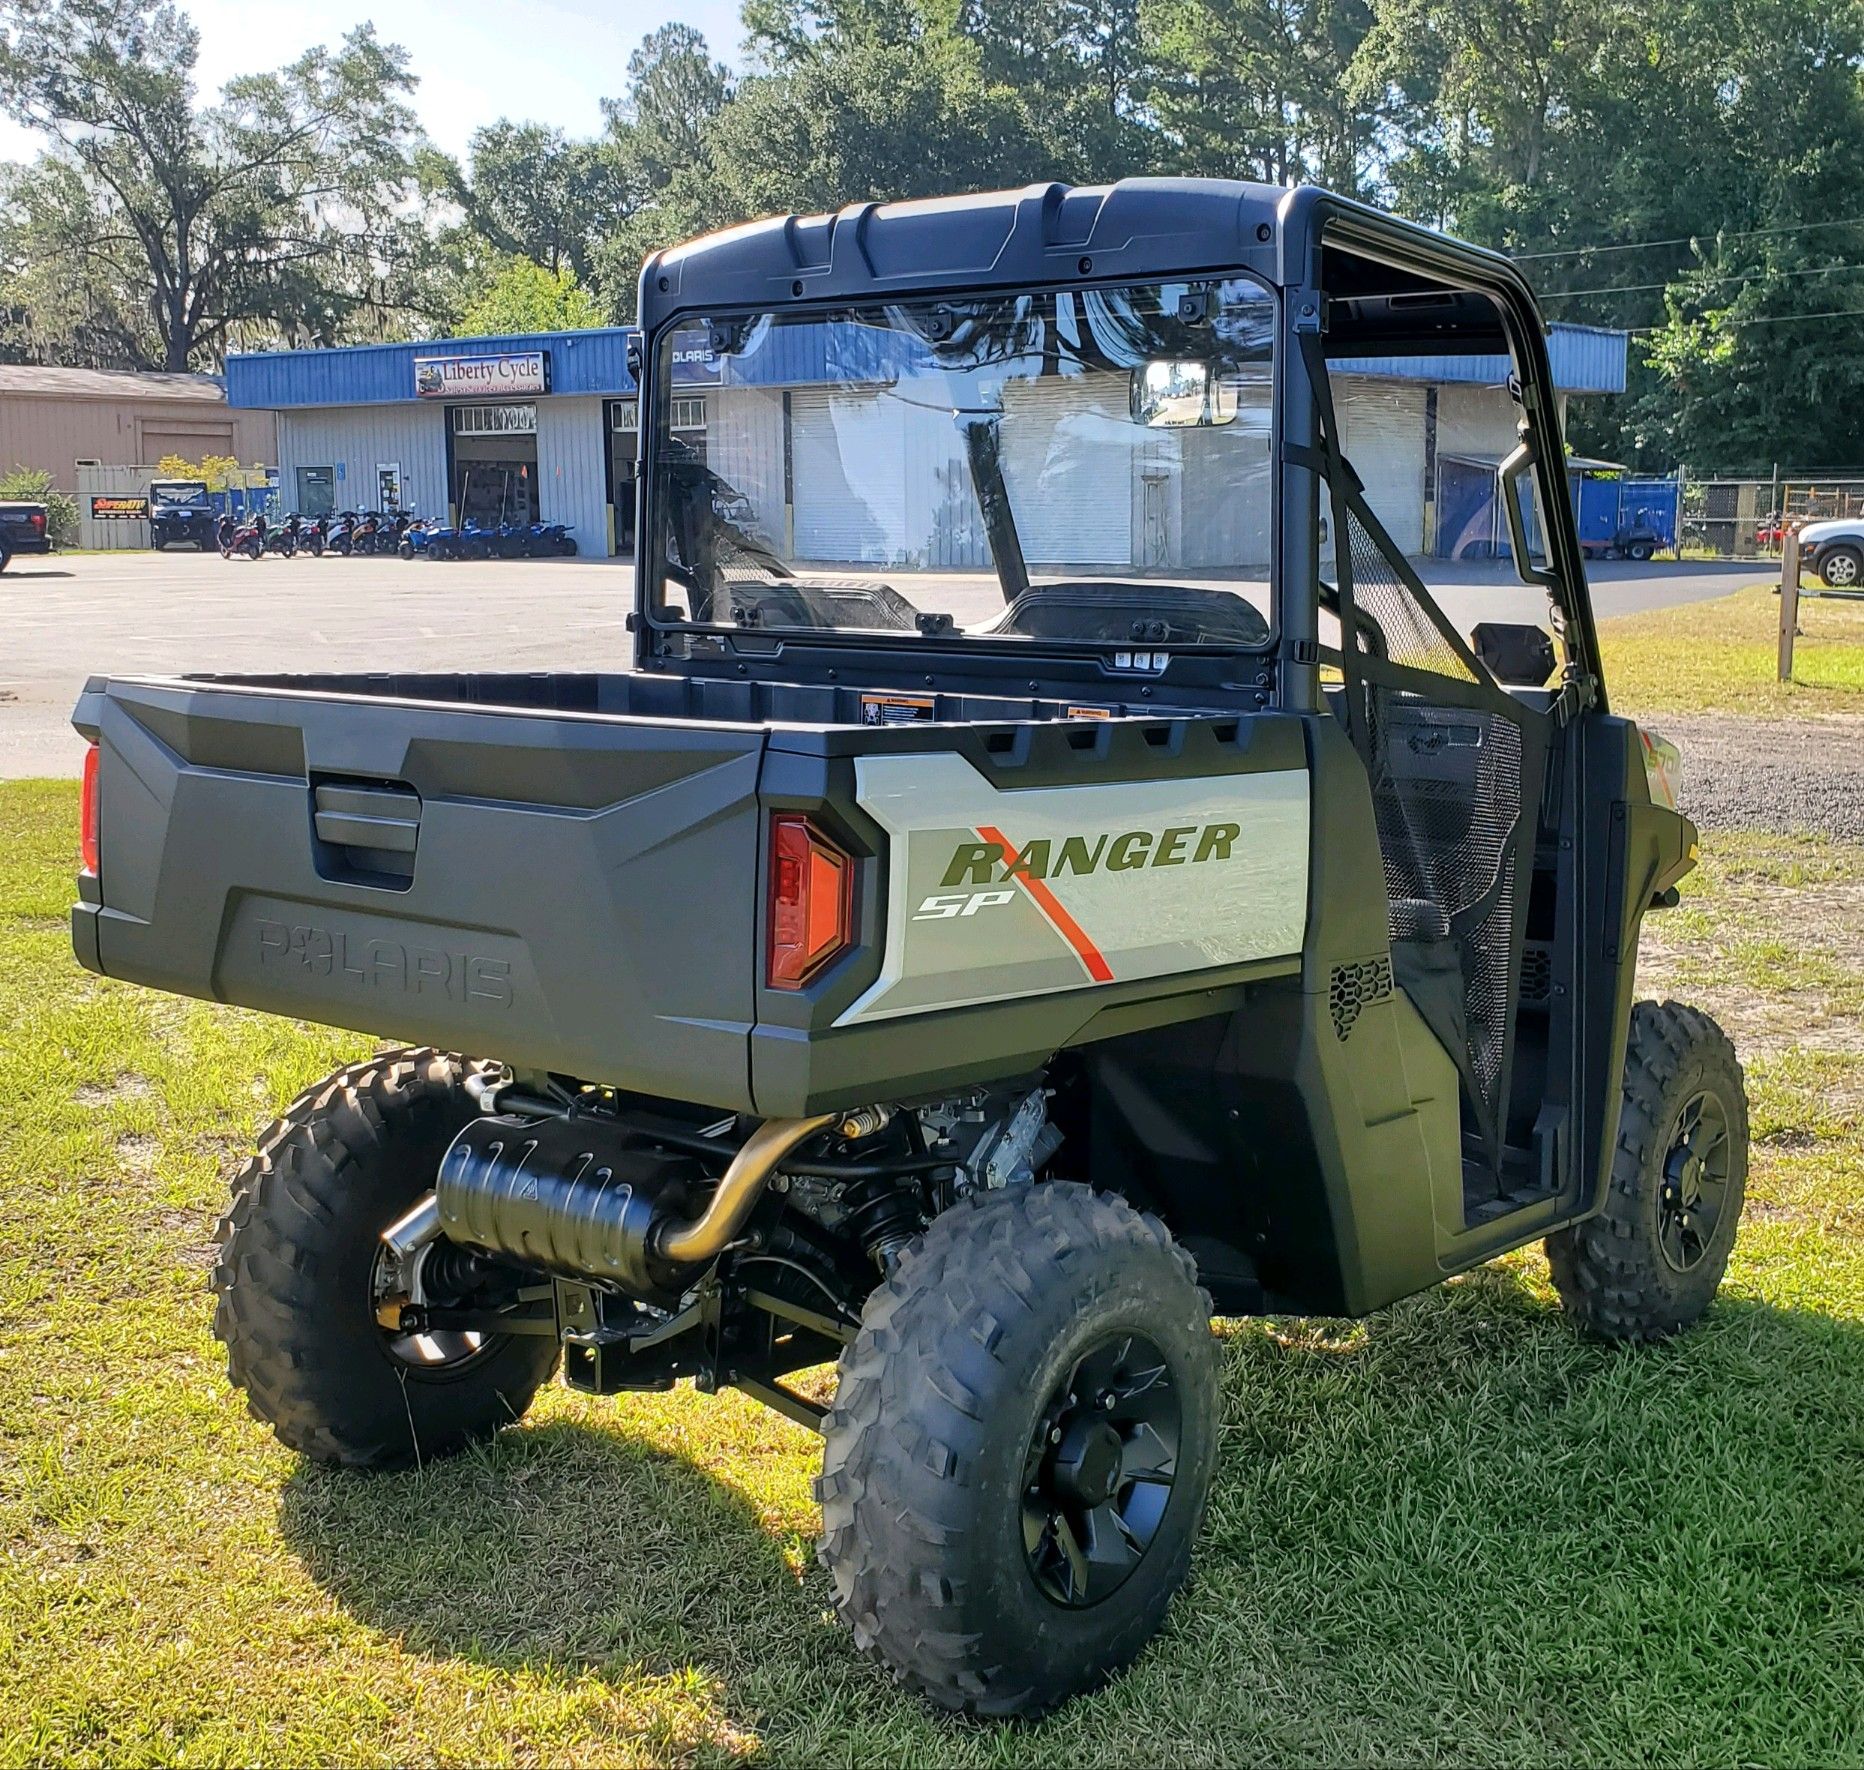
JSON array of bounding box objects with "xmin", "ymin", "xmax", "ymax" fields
[{"xmin": 1795, "ymin": 517, "xmax": 1864, "ymax": 588}]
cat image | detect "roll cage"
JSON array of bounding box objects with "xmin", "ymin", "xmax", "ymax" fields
[{"xmin": 633, "ymin": 179, "xmax": 1599, "ymax": 718}]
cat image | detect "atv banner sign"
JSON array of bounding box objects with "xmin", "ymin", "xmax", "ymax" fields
[
  {"xmin": 414, "ymin": 351, "xmax": 549, "ymax": 400},
  {"xmin": 90, "ymin": 495, "xmax": 149, "ymax": 521}
]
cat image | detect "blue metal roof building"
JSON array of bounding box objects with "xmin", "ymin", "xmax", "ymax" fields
[
  {"xmin": 225, "ymin": 320, "xmax": 1627, "ymax": 559},
  {"xmin": 225, "ymin": 319, "xmax": 1626, "ymax": 409}
]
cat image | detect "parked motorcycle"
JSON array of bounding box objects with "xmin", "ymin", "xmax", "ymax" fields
[
  {"xmin": 216, "ymin": 512, "xmax": 238, "ymax": 558},
  {"xmin": 295, "ymin": 514, "xmax": 328, "ymax": 558},
  {"xmin": 263, "ymin": 516, "xmax": 299, "ymax": 559},
  {"xmin": 226, "ymin": 514, "xmax": 267, "ymax": 560}
]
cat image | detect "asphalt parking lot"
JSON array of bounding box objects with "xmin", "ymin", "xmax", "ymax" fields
[{"xmin": 0, "ymin": 549, "xmax": 1761, "ymax": 778}]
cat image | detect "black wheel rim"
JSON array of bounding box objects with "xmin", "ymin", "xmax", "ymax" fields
[
  {"xmin": 1658, "ymin": 1088, "xmax": 1733, "ymax": 1273},
  {"xmin": 1020, "ymin": 1332, "xmax": 1181, "ymax": 1609}
]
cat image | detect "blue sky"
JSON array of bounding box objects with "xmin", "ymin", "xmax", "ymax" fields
[{"xmin": 0, "ymin": 0, "xmax": 747, "ymax": 162}]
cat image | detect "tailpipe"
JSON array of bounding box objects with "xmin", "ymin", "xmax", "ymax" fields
[{"xmin": 652, "ymin": 1112, "xmax": 836, "ymax": 1265}]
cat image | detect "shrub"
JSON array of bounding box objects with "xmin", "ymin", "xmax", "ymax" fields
[{"xmin": 0, "ymin": 465, "xmax": 79, "ymax": 546}]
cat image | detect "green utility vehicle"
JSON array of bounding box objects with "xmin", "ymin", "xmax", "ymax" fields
[{"xmin": 72, "ymin": 180, "xmax": 1745, "ymax": 1717}]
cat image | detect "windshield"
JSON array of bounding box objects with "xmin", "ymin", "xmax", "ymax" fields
[{"xmin": 648, "ymin": 278, "xmax": 1277, "ymax": 653}]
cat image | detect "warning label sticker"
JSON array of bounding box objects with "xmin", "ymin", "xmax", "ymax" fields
[{"xmin": 861, "ymin": 693, "xmax": 936, "ymax": 726}]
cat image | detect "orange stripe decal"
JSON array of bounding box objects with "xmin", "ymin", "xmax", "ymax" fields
[{"xmin": 976, "ymin": 824, "xmax": 1115, "ymax": 983}]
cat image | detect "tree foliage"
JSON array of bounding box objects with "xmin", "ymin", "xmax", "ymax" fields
[
  {"xmin": 0, "ymin": 0, "xmax": 427, "ymax": 368},
  {"xmin": 457, "ymin": 257, "xmax": 605, "ymax": 336},
  {"xmin": 5, "ymin": 0, "xmax": 1864, "ymax": 469}
]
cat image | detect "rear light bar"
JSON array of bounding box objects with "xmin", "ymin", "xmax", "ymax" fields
[
  {"xmin": 767, "ymin": 812, "xmax": 854, "ymax": 988},
  {"xmin": 79, "ymin": 742, "xmax": 100, "ymax": 876}
]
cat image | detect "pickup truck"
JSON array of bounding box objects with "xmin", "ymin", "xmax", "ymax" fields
[
  {"xmin": 0, "ymin": 499, "xmax": 52, "ymax": 568},
  {"xmin": 70, "ymin": 179, "xmax": 1745, "ymax": 1720}
]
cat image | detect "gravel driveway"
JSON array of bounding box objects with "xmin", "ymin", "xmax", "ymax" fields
[{"xmin": 1643, "ymin": 713, "xmax": 1864, "ymax": 841}]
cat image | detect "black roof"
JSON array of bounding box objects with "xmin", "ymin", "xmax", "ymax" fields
[
  {"xmin": 636, "ymin": 179, "xmax": 1536, "ymax": 361},
  {"xmin": 639, "ymin": 179, "xmax": 1292, "ymax": 327}
]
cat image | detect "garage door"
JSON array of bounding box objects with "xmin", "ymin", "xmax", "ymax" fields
[
  {"xmin": 1178, "ymin": 384, "xmax": 1274, "ymax": 569},
  {"xmin": 792, "ymin": 389, "xmax": 907, "ymax": 564},
  {"xmin": 141, "ymin": 427, "xmax": 233, "ymax": 464},
  {"xmin": 1000, "ymin": 377, "xmax": 1133, "ymax": 568},
  {"xmin": 1337, "ymin": 382, "xmax": 1426, "ymax": 554}
]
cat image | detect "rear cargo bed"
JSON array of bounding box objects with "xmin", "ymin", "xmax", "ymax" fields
[{"xmin": 73, "ymin": 673, "xmax": 770, "ymax": 1110}]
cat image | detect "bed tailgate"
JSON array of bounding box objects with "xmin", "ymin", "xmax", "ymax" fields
[{"xmin": 70, "ymin": 676, "xmax": 766, "ymax": 1111}]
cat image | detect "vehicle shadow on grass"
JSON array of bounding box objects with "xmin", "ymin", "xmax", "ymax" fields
[{"xmin": 275, "ymin": 1263, "xmax": 1864, "ymax": 1761}]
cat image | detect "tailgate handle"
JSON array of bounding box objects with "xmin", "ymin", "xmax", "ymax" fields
[{"xmin": 312, "ymin": 780, "xmax": 421, "ymax": 885}]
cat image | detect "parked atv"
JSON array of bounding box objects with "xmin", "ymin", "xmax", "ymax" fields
[
  {"xmin": 525, "ymin": 521, "xmax": 577, "ymax": 556},
  {"xmin": 71, "ymin": 180, "xmax": 1747, "ymax": 1723}
]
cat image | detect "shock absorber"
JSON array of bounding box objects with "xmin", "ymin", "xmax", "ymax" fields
[{"xmin": 841, "ymin": 1173, "xmax": 925, "ymax": 1271}]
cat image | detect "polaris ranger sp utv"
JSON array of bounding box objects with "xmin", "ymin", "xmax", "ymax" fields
[{"xmin": 71, "ymin": 180, "xmax": 1745, "ymax": 1718}]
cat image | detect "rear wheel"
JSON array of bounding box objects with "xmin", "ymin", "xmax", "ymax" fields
[
  {"xmin": 818, "ymin": 1183, "xmax": 1219, "ymax": 1718},
  {"xmin": 1820, "ymin": 544, "xmax": 1862, "ymax": 588},
  {"xmin": 211, "ymin": 1048, "xmax": 559, "ymax": 1467},
  {"xmin": 1626, "ymin": 539, "xmax": 1654, "ymax": 562},
  {"xmin": 1546, "ymin": 1000, "xmax": 1747, "ymax": 1342},
  {"xmin": 558, "ymin": 535, "xmax": 579, "ymax": 556}
]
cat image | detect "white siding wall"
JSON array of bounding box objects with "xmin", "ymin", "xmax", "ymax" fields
[
  {"xmin": 707, "ymin": 386, "xmax": 787, "ymax": 549},
  {"xmin": 535, "ymin": 396, "xmax": 612, "ymax": 553},
  {"xmin": 1436, "ymin": 383, "xmax": 1518, "ymax": 460},
  {"xmin": 1001, "ymin": 378, "xmax": 1132, "ymax": 566},
  {"xmin": 1337, "ymin": 380, "xmax": 1427, "ymax": 553},
  {"xmin": 792, "ymin": 390, "xmax": 910, "ymax": 562},
  {"xmin": 276, "ymin": 404, "xmax": 447, "ymax": 518}
]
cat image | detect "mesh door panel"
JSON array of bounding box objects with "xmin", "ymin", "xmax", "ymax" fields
[
  {"xmin": 1368, "ymin": 698, "xmax": 1523, "ymax": 1117},
  {"xmin": 1346, "ymin": 506, "xmax": 1478, "ymax": 681}
]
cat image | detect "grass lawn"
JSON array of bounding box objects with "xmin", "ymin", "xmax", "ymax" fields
[
  {"xmin": 3, "ymin": 592, "xmax": 1863, "ymax": 1764},
  {"xmin": 1599, "ymin": 582, "xmax": 1864, "ymax": 714}
]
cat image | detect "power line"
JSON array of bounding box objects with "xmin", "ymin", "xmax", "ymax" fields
[
  {"xmin": 1541, "ymin": 261, "xmax": 1864, "ymax": 301},
  {"xmin": 1625, "ymin": 304, "xmax": 1864, "ymax": 335},
  {"xmin": 1509, "ymin": 214, "xmax": 1864, "ymax": 261}
]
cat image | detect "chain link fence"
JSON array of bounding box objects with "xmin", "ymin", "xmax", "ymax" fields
[{"xmin": 1680, "ymin": 475, "xmax": 1864, "ymax": 558}]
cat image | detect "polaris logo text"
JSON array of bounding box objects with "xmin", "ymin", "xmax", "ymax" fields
[
  {"xmin": 940, "ymin": 822, "xmax": 1241, "ymax": 887},
  {"xmin": 255, "ymin": 918, "xmax": 513, "ymax": 1008}
]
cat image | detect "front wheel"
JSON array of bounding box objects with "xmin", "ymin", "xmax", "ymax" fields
[
  {"xmin": 818, "ymin": 1183, "xmax": 1220, "ymax": 1718},
  {"xmin": 1820, "ymin": 544, "xmax": 1862, "ymax": 588},
  {"xmin": 210, "ymin": 1048, "xmax": 560, "ymax": 1467},
  {"xmin": 1626, "ymin": 539, "xmax": 1654, "ymax": 562},
  {"xmin": 558, "ymin": 535, "xmax": 579, "ymax": 556},
  {"xmin": 1546, "ymin": 1000, "xmax": 1748, "ymax": 1342}
]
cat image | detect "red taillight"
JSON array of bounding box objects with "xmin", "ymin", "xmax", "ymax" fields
[
  {"xmin": 79, "ymin": 742, "xmax": 100, "ymax": 875},
  {"xmin": 30, "ymin": 511, "xmax": 45, "ymax": 534},
  {"xmin": 767, "ymin": 813, "xmax": 853, "ymax": 988}
]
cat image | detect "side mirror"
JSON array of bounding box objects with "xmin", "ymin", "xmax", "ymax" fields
[
  {"xmin": 1472, "ymin": 621, "xmax": 1556, "ymax": 687},
  {"xmin": 1131, "ymin": 360, "xmax": 1237, "ymax": 428}
]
